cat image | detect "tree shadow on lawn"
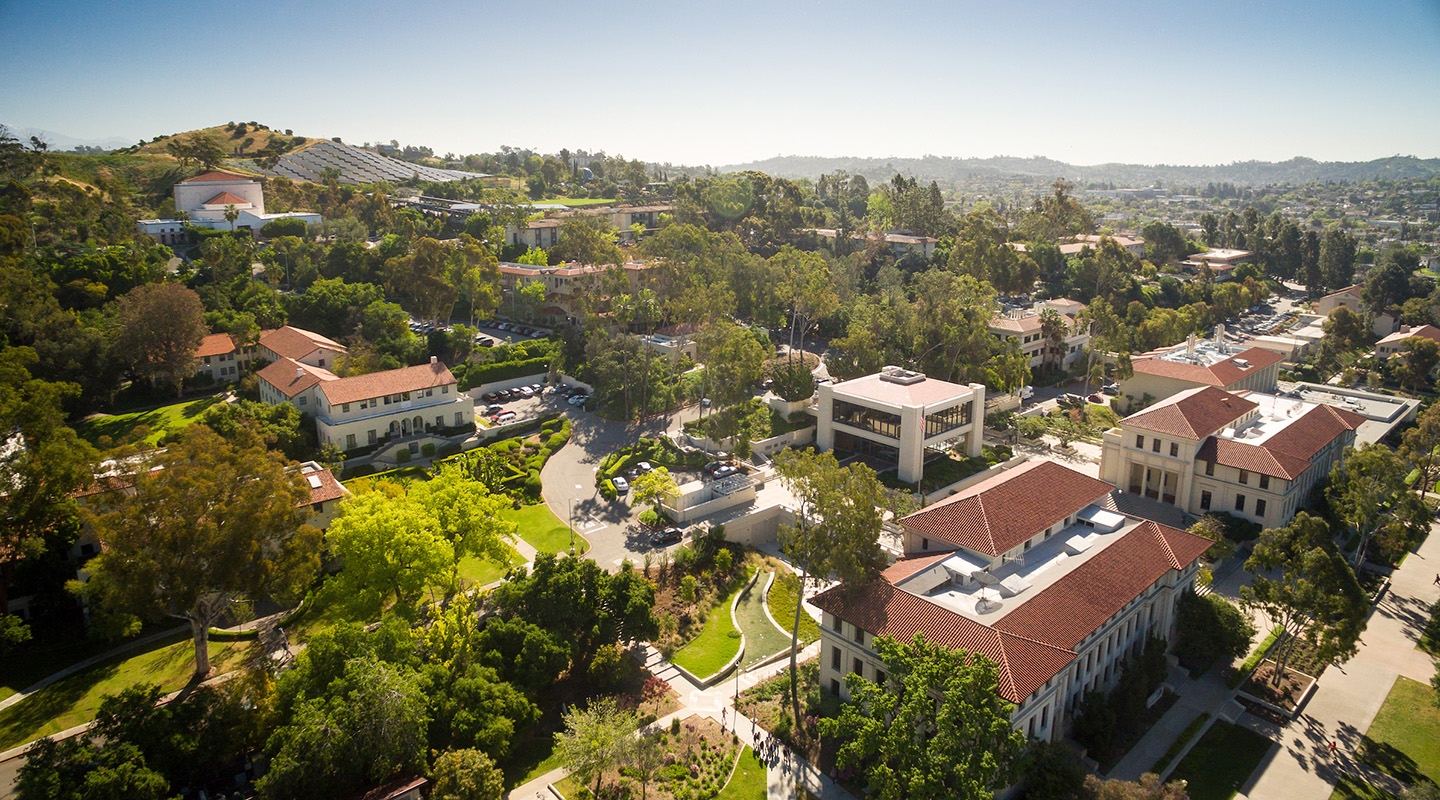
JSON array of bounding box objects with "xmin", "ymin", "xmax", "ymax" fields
[
  {"xmin": 179, "ymin": 396, "xmax": 222, "ymax": 418},
  {"xmin": 1359, "ymin": 737, "xmax": 1427, "ymax": 787},
  {"xmin": 0, "ymin": 662, "xmax": 116, "ymax": 750}
]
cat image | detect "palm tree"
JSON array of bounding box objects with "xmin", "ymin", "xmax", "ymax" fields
[
  {"xmin": 223, "ymin": 204, "xmax": 239, "ymax": 231},
  {"xmin": 1038, "ymin": 307, "xmax": 1067, "ymax": 377}
]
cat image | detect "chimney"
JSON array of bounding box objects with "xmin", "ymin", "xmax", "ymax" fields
[
  {"xmin": 430, "ymin": 355, "xmax": 438, "ymax": 365},
  {"xmin": 295, "ymin": 368, "xmax": 304, "ymax": 379}
]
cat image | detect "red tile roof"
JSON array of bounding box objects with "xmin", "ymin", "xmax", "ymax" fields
[
  {"xmin": 1131, "ymin": 346, "xmax": 1283, "ymax": 387},
  {"xmin": 202, "ymin": 191, "xmax": 249, "ymax": 206},
  {"xmin": 318, "ymin": 360, "xmax": 457, "ymax": 405},
  {"xmin": 992, "ymin": 521, "xmax": 1212, "ymax": 650},
  {"xmin": 259, "ymin": 326, "xmax": 347, "ymax": 361},
  {"xmin": 1195, "ymin": 403, "xmax": 1363, "ymax": 480},
  {"xmin": 1122, "ymin": 386, "xmax": 1256, "ymax": 439},
  {"xmin": 881, "ymin": 552, "xmax": 954, "ymax": 584},
  {"xmin": 901, "ymin": 461, "xmax": 1113, "ymax": 556},
  {"xmin": 810, "ymin": 582, "xmax": 1076, "ymax": 703},
  {"xmin": 181, "ymin": 170, "xmax": 255, "ymax": 183},
  {"xmin": 256, "ymin": 356, "xmax": 336, "ymax": 398},
  {"xmin": 1378, "ymin": 324, "xmax": 1440, "ymax": 347},
  {"xmin": 299, "ymin": 463, "xmax": 348, "ymax": 505},
  {"xmin": 194, "ymin": 332, "xmax": 237, "ymax": 358}
]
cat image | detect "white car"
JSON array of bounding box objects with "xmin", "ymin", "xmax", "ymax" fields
[
  {"xmin": 568, "ymin": 394, "xmax": 589, "ymax": 406},
  {"xmin": 519, "ymin": 386, "xmax": 534, "ymax": 398},
  {"xmin": 611, "ymin": 476, "xmax": 629, "ymax": 493}
]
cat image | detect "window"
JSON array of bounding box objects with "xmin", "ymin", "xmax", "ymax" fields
[
  {"xmin": 1205, "ymin": 460, "xmax": 1215, "ymax": 477},
  {"xmin": 360, "ymin": 400, "xmax": 368, "ymax": 409},
  {"xmin": 1152, "ymin": 438, "xmax": 1161, "ymax": 453},
  {"xmin": 203, "ymin": 356, "xmax": 211, "ymax": 365},
  {"xmin": 425, "ymin": 389, "xmax": 433, "ymax": 397},
  {"xmin": 1259, "ymin": 474, "xmax": 1270, "ymax": 490},
  {"xmin": 1135, "ymin": 434, "xmax": 1144, "ymax": 449},
  {"xmin": 875, "ymin": 670, "xmax": 886, "ymax": 685},
  {"xmin": 1200, "ymin": 490, "xmax": 1212, "ymax": 510},
  {"xmin": 402, "ymin": 392, "xmax": 411, "ymax": 401},
  {"xmin": 312, "ymin": 502, "xmax": 323, "ymax": 512},
  {"xmin": 831, "ymin": 680, "xmax": 841, "ymax": 695},
  {"xmin": 442, "ymin": 385, "xmax": 449, "ymax": 394},
  {"xmin": 454, "ymin": 412, "xmax": 464, "ymax": 425},
  {"xmin": 853, "ymin": 657, "xmax": 863, "ymax": 676},
  {"xmin": 1255, "ymin": 499, "xmax": 1267, "ymax": 517},
  {"xmin": 1170, "ymin": 442, "xmax": 1179, "ymax": 457},
  {"xmin": 346, "ymin": 434, "xmax": 356, "ymax": 449},
  {"xmin": 436, "ymin": 416, "xmax": 444, "ymax": 428},
  {"xmin": 297, "ymin": 396, "xmax": 307, "ymax": 406},
  {"xmin": 1041, "ymin": 706, "xmax": 1049, "ymax": 728},
  {"xmin": 921, "ymin": 537, "xmax": 929, "ymax": 551},
  {"xmin": 383, "ymin": 396, "xmax": 391, "ymax": 405},
  {"xmin": 317, "ymin": 358, "xmax": 325, "ymax": 367},
  {"xmin": 342, "ymin": 403, "xmax": 350, "ymax": 413},
  {"xmin": 852, "ymin": 626, "xmax": 864, "ymax": 644},
  {"xmin": 832, "ymin": 399, "xmax": 902, "ymax": 439},
  {"xmin": 924, "ymin": 401, "xmax": 973, "ymax": 437},
  {"xmin": 368, "ymin": 430, "xmax": 377, "ymax": 444},
  {"xmin": 1235, "ymin": 494, "xmax": 1246, "ymax": 512},
  {"xmin": 1239, "ymin": 469, "xmax": 1249, "ymax": 485},
  {"xmin": 831, "ymin": 647, "xmax": 841, "ymax": 670}
]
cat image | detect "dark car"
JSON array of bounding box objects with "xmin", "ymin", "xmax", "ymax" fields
[
  {"xmin": 481, "ymin": 392, "xmax": 497, "ymax": 402},
  {"xmin": 1102, "ymin": 383, "xmax": 1120, "ymax": 396},
  {"xmin": 650, "ymin": 527, "xmax": 684, "ymax": 546},
  {"xmin": 1058, "ymin": 393, "xmax": 1084, "ymax": 407},
  {"xmin": 702, "ymin": 461, "xmax": 727, "ymax": 476}
]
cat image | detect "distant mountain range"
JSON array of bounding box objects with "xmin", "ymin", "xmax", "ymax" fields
[
  {"xmin": 716, "ymin": 154, "xmax": 1440, "ymax": 188},
  {"xmin": 3, "ymin": 124, "xmax": 134, "ymax": 152}
]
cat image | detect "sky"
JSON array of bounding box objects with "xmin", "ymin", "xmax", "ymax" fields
[{"xmin": 2, "ymin": 0, "xmax": 1439, "ymax": 167}]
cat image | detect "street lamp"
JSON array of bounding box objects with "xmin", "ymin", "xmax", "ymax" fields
[{"xmin": 569, "ymin": 484, "xmax": 582, "ymax": 556}]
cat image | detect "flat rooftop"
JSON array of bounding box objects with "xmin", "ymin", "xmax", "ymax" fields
[
  {"xmin": 830, "ymin": 368, "xmax": 974, "ymax": 408},
  {"xmin": 1283, "ymin": 381, "xmax": 1420, "ymax": 445},
  {"xmin": 904, "ymin": 512, "xmax": 1143, "ymax": 623}
]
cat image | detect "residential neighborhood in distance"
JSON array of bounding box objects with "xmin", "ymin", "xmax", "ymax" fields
[{"xmin": 2, "ymin": 3, "xmax": 1439, "ymax": 799}]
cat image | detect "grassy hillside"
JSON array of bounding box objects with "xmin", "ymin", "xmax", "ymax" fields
[{"xmin": 124, "ymin": 121, "xmax": 298, "ymax": 158}]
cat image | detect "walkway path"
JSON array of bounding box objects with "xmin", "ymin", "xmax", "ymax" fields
[{"xmin": 1238, "ymin": 523, "xmax": 1440, "ymax": 800}]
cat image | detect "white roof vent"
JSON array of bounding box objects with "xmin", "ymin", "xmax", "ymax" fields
[
  {"xmin": 305, "ymin": 474, "xmax": 323, "ymax": 489},
  {"xmin": 1231, "ymin": 358, "xmax": 1250, "ymax": 369},
  {"xmin": 878, "ymin": 365, "xmax": 926, "ymax": 385}
]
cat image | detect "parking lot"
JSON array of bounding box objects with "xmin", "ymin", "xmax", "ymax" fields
[{"xmin": 473, "ymin": 320, "xmax": 552, "ymax": 347}]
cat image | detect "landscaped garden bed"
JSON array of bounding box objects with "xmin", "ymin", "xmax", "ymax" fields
[
  {"xmin": 553, "ymin": 715, "xmax": 745, "ymax": 800},
  {"xmin": 1167, "ymin": 721, "xmax": 1274, "ymax": 800},
  {"xmin": 1239, "ymin": 660, "xmax": 1317, "ymax": 717}
]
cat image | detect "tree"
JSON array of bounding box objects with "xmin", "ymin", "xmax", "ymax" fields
[
  {"xmin": 629, "ymin": 730, "xmax": 668, "ymax": 800},
  {"xmin": 1038, "ymin": 307, "xmax": 1068, "ymax": 376},
  {"xmin": 430, "ymin": 749, "xmax": 504, "ymax": 800},
  {"xmin": 1175, "ymin": 592, "xmax": 1255, "ymax": 667},
  {"xmin": 696, "ymin": 319, "xmax": 768, "ymax": 411},
  {"xmin": 0, "ymin": 347, "xmax": 96, "ymax": 649},
  {"xmin": 555, "ymin": 696, "xmax": 637, "ymax": 799},
  {"xmin": 818, "ymin": 633, "xmax": 1025, "ymax": 800},
  {"xmin": 110, "ymin": 282, "xmax": 208, "ymax": 395},
  {"xmin": 1328, "ymin": 443, "xmax": 1430, "ymax": 566},
  {"xmin": 1240, "ymin": 513, "xmax": 1368, "ymax": 684},
  {"xmin": 82, "ymin": 424, "xmax": 319, "ymax": 678},
  {"xmin": 1398, "ymin": 402, "xmax": 1440, "ymax": 499},
  {"xmin": 772, "ymin": 246, "xmax": 839, "ymax": 366},
  {"xmin": 261, "ymin": 656, "xmax": 431, "ymax": 800},
  {"xmin": 1322, "ymin": 306, "xmax": 1367, "ymax": 353},
  {"xmin": 551, "ymin": 216, "xmax": 624, "ymax": 266},
  {"xmin": 774, "ymin": 448, "xmax": 887, "ymax": 727},
  {"xmin": 631, "ymin": 467, "xmax": 680, "ymax": 516},
  {"xmin": 223, "ymin": 204, "xmax": 239, "ymax": 232},
  {"xmin": 1400, "ymin": 337, "xmax": 1440, "ymax": 391},
  {"xmin": 1186, "ymin": 515, "xmax": 1235, "ymax": 562},
  {"xmin": 1318, "ymin": 228, "xmax": 1358, "ymax": 293},
  {"xmin": 1018, "ymin": 739, "xmax": 1087, "ymax": 800},
  {"xmin": 408, "ymin": 465, "xmax": 517, "ymax": 589},
  {"xmin": 324, "ymin": 490, "xmax": 454, "ymax": 615},
  {"xmin": 202, "ymin": 399, "xmax": 311, "ymax": 460}
]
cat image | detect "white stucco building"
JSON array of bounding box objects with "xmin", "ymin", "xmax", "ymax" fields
[{"xmin": 815, "ymin": 367, "xmax": 984, "ymax": 486}]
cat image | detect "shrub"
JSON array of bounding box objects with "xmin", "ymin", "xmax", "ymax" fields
[
  {"xmin": 1176, "ymin": 592, "xmax": 1255, "ymax": 667},
  {"xmin": 671, "ymin": 717, "xmax": 682, "ymax": 736},
  {"xmin": 714, "ymin": 548, "xmax": 733, "ymax": 576},
  {"xmin": 436, "ymin": 442, "xmax": 462, "ymax": 458},
  {"xmin": 639, "ymin": 508, "xmax": 661, "ymax": 528},
  {"xmin": 1422, "ymin": 600, "xmax": 1440, "ymax": 652},
  {"xmin": 396, "ymin": 449, "xmax": 411, "ymax": 464},
  {"xmin": 260, "ymin": 217, "xmax": 308, "ymax": 238},
  {"xmin": 523, "ymin": 469, "xmax": 542, "ymax": 499},
  {"xmin": 600, "ymin": 479, "xmax": 618, "ymax": 501},
  {"xmin": 420, "ymin": 442, "xmax": 436, "ymax": 457},
  {"xmin": 680, "ymin": 575, "xmax": 698, "ymax": 603}
]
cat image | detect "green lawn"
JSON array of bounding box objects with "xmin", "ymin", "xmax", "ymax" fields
[
  {"xmin": 717, "ymin": 746, "xmax": 768, "ymax": 799},
  {"xmin": 505, "ymin": 736, "xmax": 565, "ymax": 789},
  {"xmin": 0, "ymin": 635, "xmax": 138, "ymax": 698},
  {"xmin": 766, "ymin": 570, "xmax": 820, "ymax": 646},
  {"xmin": 1358, "ymin": 676, "xmax": 1440, "ymax": 787},
  {"xmin": 1329, "ymin": 775, "xmax": 1396, "ymax": 800},
  {"xmin": 0, "ymin": 634, "xmax": 249, "ymax": 750},
  {"xmin": 457, "ymin": 543, "xmax": 523, "ymax": 586},
  {"xmin": 1168, "ymin": 721, "xmax": 1274, "ymax": 800},
  {"xmin": 504, "ymin": 503, "xmax": 589, "ymax": 556},
  {"xmin": 673, "ymin": 582, "xmax": 745, "ymax": 679},
  {"xmin": 77, "ymin": 395, "xmax": 224, "ymax": 447},
  {"xmin": 736, "ymin": 572, "xmax": 792, "ymax": 667}
]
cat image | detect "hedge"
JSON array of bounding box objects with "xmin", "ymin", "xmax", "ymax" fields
[
  {"xmin": 396, "ymin": 449, "xmax": 411, "ymax": 464},
  {"xmin": 461, "ymin": 357, "xmax": 550, "ymax": 390},
  {"xmin": 600, "ymin": 478, "xmax": 618, "ymax": 500},
  {"xmin": 420, "ymin": 442, "xmax": 435, "ymax": 457}
]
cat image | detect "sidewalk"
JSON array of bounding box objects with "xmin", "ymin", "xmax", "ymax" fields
[
  {"xmin": 1239, "ymin": 523, "xmax": 1440, "ymax": 800},
  {"xmin": 1106, "ymin": 665, "xmax": 1235, "ymax": 781}
]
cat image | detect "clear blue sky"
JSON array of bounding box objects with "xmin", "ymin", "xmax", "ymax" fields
[{"xmin": 2, "ymin": 0, "xmax": 1438, "ymax": 167}]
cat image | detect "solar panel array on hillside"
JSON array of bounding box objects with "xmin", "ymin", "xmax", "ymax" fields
[{"xmin": 257, "ymin": 140, "xmax": 488, "ymax": 184}]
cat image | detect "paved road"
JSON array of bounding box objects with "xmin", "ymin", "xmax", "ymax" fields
[{"xmin": 539, "ymin": 400, "xmax": 708, "ymax": 570}]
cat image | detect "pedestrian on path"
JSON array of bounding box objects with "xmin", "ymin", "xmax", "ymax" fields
[
  {"xmin": 1433, "ymin": 573, "xmax": 1439, "ymax": 586},
  {"xmin": 1328, "ymin": 740, "xmax": 1337, "ymax": 758}
]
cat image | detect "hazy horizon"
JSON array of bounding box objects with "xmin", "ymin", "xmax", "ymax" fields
[{"xmin": 4, "ymin": 0, "xmax": 1438, "ymax": 167}]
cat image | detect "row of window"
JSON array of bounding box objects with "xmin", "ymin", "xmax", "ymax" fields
[
  {"xmin": 1199, "ymin": 489, "xmax": 1268, "ymax": 518},
  {"xmin": 1135, "ymin": 433, "xmax": 1181, "ymax": 458},
  {"xmin": 1202, "ymin": 460, "xmax": 1272, "ymax": 489},
  {"xmin": 344, "ymin": 386, "xmax": 450, "ymax": 414}
]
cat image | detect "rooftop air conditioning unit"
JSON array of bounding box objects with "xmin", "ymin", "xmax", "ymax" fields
[{"xmin": 878, "ymin": 366, "xmax": 926, "ymax": 385}]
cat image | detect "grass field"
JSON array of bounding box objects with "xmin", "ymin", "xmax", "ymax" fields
[
  {"xmin": 1358, "ymin": 676, "xmax": 1440, "ymax": 787},
  {"xmin": 1329, "ymin": 775, "xmax": 1396, "ymax": 800},
  {"xmin": 0, "ymin": 635, "xmax": 138, "ymax": 698},
  {"xmin": 457, "ymin": 543, "xmax": 523, "ymax": 586},
  {"xmin": 506, "ymin": 736, "xmax": 564, "ymax": 789},
  {"xmin": 766, "ymin": 570, "xmax": 820, "ymax": 646},
  {"xmin": 736, "ymin": 572, "xmax": 791, "ymax": 667},
  {"xmin": 505, "ymin": 503, "xmax": 589, "ymax": 556},
  {"xmin": 717, "ymin": 746, "xmax": 768, "ymax": 799},
  {"xmin": 77, "ymin": 395, "xmax": 224, "ymax": 447},
  {"xmin": 673, "ymin": 582, "xmax": 745, "ymax": 679},
  {"xmin": 0, "ymin": 633, "xmax": 249, "ymax": 750},
  {"xmin": 1168, "ymin": 721, "xmax": 1274, "ymax": 800}
]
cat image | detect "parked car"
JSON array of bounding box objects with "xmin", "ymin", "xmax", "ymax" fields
[
  {"xmin": 611, "ymin": 476, "xmax": 629, "ymax": 493},
  {"xmin": 481, "ymin": 392, "xmax": 497, "ymax": 402},
  {"xmin": 1058, "ymin": 393, "xmax": 1083, "ymax": 406},
  {"xmin": 530, "ymin": 331, "xmax": 547, "ymax": 339},
  {"xmin": 703, "ymin": 460, "xmax": 728, "ymax": 476},
  {"xmin": 484, "ymin": 404, "xmax": 503, "ymax": 415},
  {"xmin": 636, "ymin": 461, "xmax": 654, "ymax": 474},
  {"xmin": 476, "ymin": 336, "xmax": 494, "ymax": 347},
  {"xmin": 650, "ymin": 527, "xmax": 684, "ymax": 546},
  {"xmin": 1088, "ymin": 393, "xmax": 1103, "ymax": 404},
  {"xmin": 1102, "ymin": 383, "xmax": 1120, "ymax": 396},
  {"xmin": 530, "ymin": 383, "xmax": 544, "ymax": 393},
  {"xmin": 519, "ymin": 386, "xmax": 535, "ymax": 398},
  {"xmin": 568, "ymin": 394, "xmax": 589, "ymax": 406},
  {"xmin": 494, "ymin": 411, "xmax": 517, "ymax": 423},
  {"xmin": 712, "ymin": 465, "xmax": 740, "ymax": 480}
]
